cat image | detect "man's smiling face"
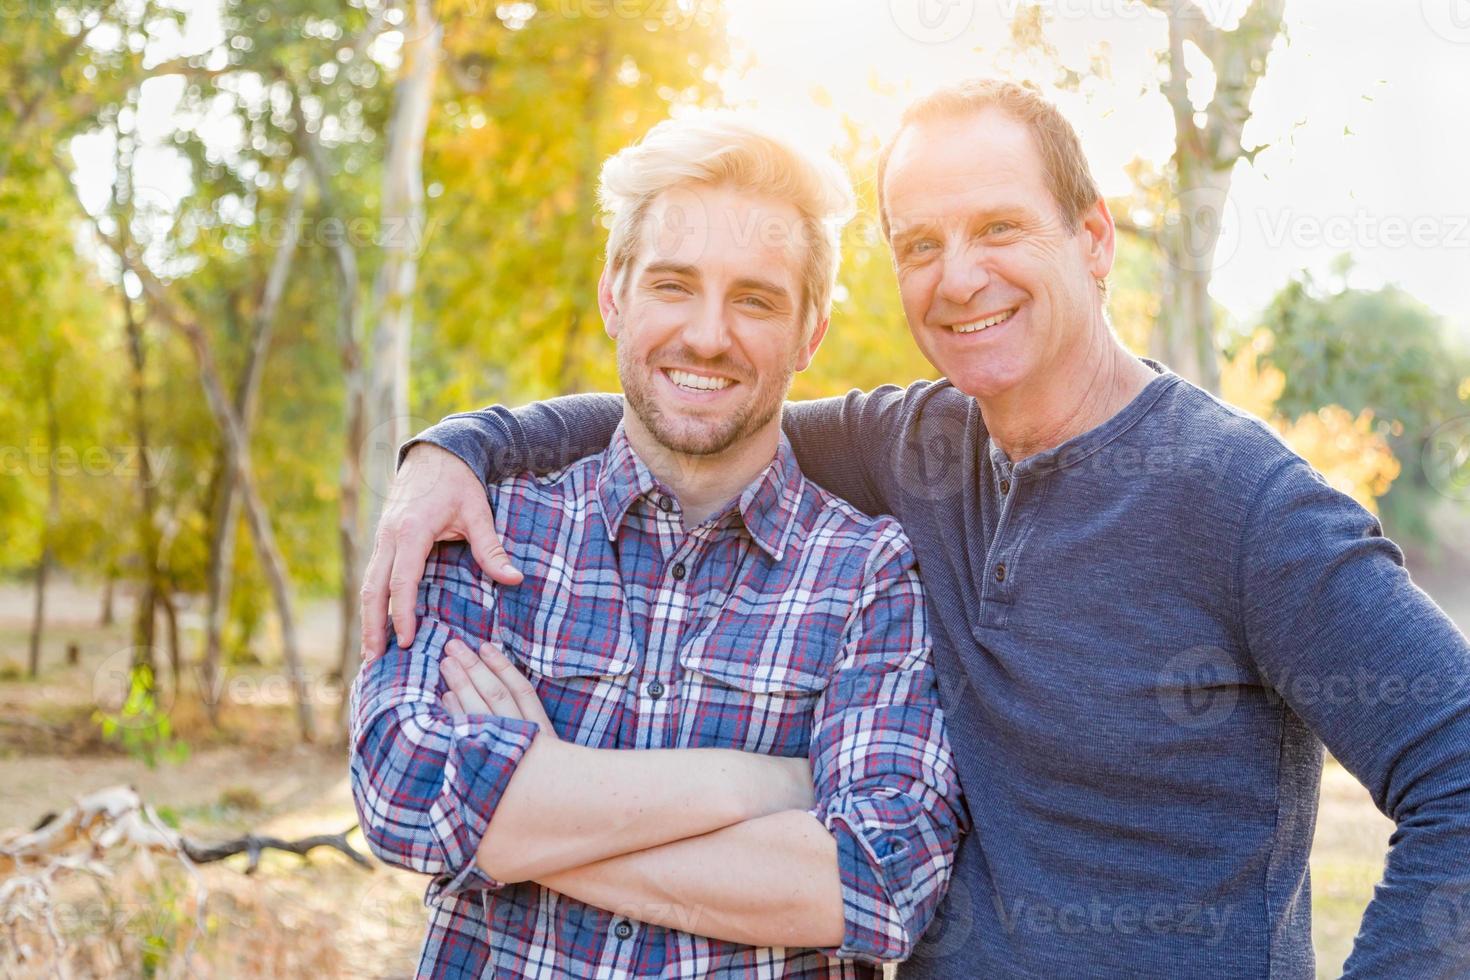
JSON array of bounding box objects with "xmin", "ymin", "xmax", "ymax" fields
[
  {"xmin": 604, "ymin": 181, "xmax": 822, "ymax": 458},
  {"xmin": 884, "ymin": 107, "xmax": 1109, "ymax": 401}
]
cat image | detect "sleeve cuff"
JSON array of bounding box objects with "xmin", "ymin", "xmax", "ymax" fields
[
  {"xmin": 397, "ymin": 413, "xmax": 495, "ymax": 483},
  {"xmin": 812, "ymin": 795, "xmax": 923, "ymax": 962},
  {"xmin": 427, "ymin": 712, "xmax": 541, "ymax": 900}
]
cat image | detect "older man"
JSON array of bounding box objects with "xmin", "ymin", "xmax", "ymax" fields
[
  {"xmin": 367, "ymin": 80, "xmax": 1470, "ymax": 977},
  {"xmin": 350, "ymin": 114, "xmax": 963, "ymax": 978}
]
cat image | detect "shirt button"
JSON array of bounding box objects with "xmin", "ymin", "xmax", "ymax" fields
[
  {"xmin": 994, "ymin": 563, "xmax": 1007, "ymax": 583},
  {"xmin": 647, "ymin": 680, "xmax": 665, "ymax": 700},
  {"xmin": 613, "ymin": 920, "xmax": 633, "ymax": 940},
  {"xmin": 671, "ymin": 562, "xmax": 687, "ymax": 581},
  {"xmin": 1000, "ymin": 478, "xmax": 1011, "ymax": 495},
  {"xmin": 657, "ymin": 495, "xmax": 674, "ymax": 513}
]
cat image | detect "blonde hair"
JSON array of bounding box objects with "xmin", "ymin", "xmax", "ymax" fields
[{"xmin": 599, "ymin": 112, "xmax": 856, "ymax": 333}]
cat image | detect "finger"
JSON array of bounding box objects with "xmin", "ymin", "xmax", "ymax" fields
[
  {"xmin": 442, "ymin": 691, "xmax": 466, "ymax": 716},
  {"xmin": 445, "ymin": 638, "xmax": 523, "ymax": 720},
  {"xmin": 359, "ymin": 534, "xmax": 395, "ymax": 664},
  {"xmin": 387, "ymin": 524, "xmax": 436, "ymax": 648},
  {"xmin": 479, "ymin": 643, "xmax": 551, "ymax": 728},
  {"xmin": 441, "ymin": 657, "xmax": 491, "ymax": 714},
  {"xmin": 462, "ymin": 505, "xmax": 523, "ymax": 587}
]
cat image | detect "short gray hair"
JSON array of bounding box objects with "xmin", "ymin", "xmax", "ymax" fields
[{"xmin": 599, "ymin": 112, "xmax": 855, "ymax": 334}]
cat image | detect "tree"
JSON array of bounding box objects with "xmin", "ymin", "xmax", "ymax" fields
[
  {"xmin": 994, "ymin": 1, "xmax": 1287, "ymax": 391},
  {"xmin": 1131, "ymin": 0, "xmax": 1287, "ymax": 392}
]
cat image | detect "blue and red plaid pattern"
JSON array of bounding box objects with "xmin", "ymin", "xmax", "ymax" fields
[{"xmin": 350, "ymin": 424, "xmax": 965, "ymax": 978}]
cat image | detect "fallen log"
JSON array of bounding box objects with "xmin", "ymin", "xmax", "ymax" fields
[
  {"xmin": 2, "ymin": 785, "xmax": 373, "ymax": 878},
  {"xmin": 1, "ymin": 784, "xmax": 373, "ymax": 971},
  {"xmin": 181, "ymin": 828, "xmax": 372, "ymax": 873}
]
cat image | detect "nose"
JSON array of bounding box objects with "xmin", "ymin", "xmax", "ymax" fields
[
  {"xmin": 936, "ymin": 244, "xmax": 991, "ymax": 309},
  {"xmin": 681, "ymin": 295, "xmax": 733, "ymax": 360}
]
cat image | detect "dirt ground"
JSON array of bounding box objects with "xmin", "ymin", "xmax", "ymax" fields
[{"xmin": 2, "ymin": 533, "xmax": 1466, "ymax": 976}]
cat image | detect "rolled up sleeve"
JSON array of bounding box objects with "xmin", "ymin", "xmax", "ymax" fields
[
  {"xmin": 348, "ymin": 542, "xmax": 540, "ymax": 900},
  {"xmin": 809, "ymin": 524, "xmax": 967, "ymax": 963}
]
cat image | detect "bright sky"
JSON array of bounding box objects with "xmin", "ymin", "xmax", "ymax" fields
[{"xmin": 722, "ymin": 0, "xmax": 1470, "ymax": 340}]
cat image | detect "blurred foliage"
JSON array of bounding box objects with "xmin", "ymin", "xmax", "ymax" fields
[
  {"xmin": 793, "ymin": 119, "xmax": 937, "ymax": 399},
  {"xmin": 1, "ymin": 0, "xmax": 1465, "ymax": 687},
  {"xmin": 1252, "ymin": 265, "xmax": 1470, "ymax": 538},
  {"xmin": 1222, "ymin": 331, "xmax": 1402, "ymax": 515},
  {"xmin": 415, "ymin": 0, "xmax": 728, "ymax": 418},
  {"xmin": 94, "ymin": 663, "xmax": 190, "ymax": 767}
]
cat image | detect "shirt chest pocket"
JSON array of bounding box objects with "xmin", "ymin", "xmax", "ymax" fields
[
  {"xmin": 495, "ymin": 624, "xmax": 636, "ymax": 747},
  {"xmin": 675, "ymin": 638, "xmax": 830, "ymax": 756}
]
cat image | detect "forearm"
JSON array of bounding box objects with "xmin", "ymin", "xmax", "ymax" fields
[
  {"xmin": 537, "ymin": 809, "xmax": 845, "ymax": 949},
  {"xmin": 403, "ymin": 394, "xmax": 625, "ymax": 487},
  {"xmin": 477, "ymin": 738, "xmax": 814, "ymax": 883}
]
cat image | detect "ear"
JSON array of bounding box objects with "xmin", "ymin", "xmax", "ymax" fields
[
  {"xmin": 1080, "ymin": 196, "xmax": 1116, "ymax": 283},
  {"xmin": 598, "ymin": 264, "xmax": 622, "ymax": 340},
  {"xmin": 794, "ymin": 314, "xmax": 830, "ymax": 373}
]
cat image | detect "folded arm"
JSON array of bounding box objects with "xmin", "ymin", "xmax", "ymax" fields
[
  {"xmin": 348, "ymin": 541, "xmax": 813, "ymax": 895},
  {"xmin": 478, "ymin": 525, "xmax": 967, "ymax": 960},
  {"xmin": 538, "ymin": 809, "xmax": 844, "ymax": 948}
]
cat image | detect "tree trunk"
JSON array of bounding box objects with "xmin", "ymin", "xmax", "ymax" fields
[
  {"xmin": 293, "ymin": 89, "xmax": 369, "ymax": 694},
  {"xmin": 337, "ymin": 305, "xmax": 366, "ymax": 688},
  {"xmin": 100, "ymin": 568, "xmax": 115, "ymax": 627},
  {"xmin": 1154, "ymin": 163, "xmax": 1231, "ymax": 392},
  {"xmin": 201, "ymin": 452, "xmax": 240, "ymax": 722},
  {"xmin": 182, "ymin": 310, "xmax": 315, "ymax": 741},
  {"xmin": 159, "ymin": 587, "xmax": 181, "ymax": 695},
  {"xmin": 362, "ymin": 0, "xmax": 441, "ymax": 541},
  {"xmin": 339, "ymin": 0, "xmax": 440, "ymax": 703},
  {"xmin": 90, "ymin": 224, "xmax": 317, "ymax": 742},
  {"xmin": 1144, "ymin": 0, "xmax": 1285, "ymax": 393},
  {"xmin": 26, "ymin": 366, "xmax": 60, "ymax": 679},
  {"xmin": 121, "ymin": 277, "xmax": 160, "ymax": 675},
  {"xmin": 201, "ymin": 178, "xmax": 308, "ymax": 724}
]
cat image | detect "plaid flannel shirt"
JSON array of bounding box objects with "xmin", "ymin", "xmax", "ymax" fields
[{"xmin": 349, "ymin": 425, "xmax": 965, "ymax": 979}]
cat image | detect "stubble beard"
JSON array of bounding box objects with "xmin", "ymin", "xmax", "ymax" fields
[{"xmin": 618, "ymin": 342, "xmax": 793, "ymax": 458}]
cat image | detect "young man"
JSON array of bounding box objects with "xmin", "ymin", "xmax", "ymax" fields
[
  {"xmin": 349, "ymin": 115, "xmax": 964, "ymax": 978},
  {"xmin": 371, "ymin": 81, "xmax": 1470, "ymax": 977}
]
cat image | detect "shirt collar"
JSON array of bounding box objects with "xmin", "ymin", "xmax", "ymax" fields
[{"xmin": 595, "ymin": 423, "xmax": 803, "ymax": 562}]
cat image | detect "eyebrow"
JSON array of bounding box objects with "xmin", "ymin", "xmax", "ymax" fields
[
  {"xmin": 640, "ymin": 263, "xmax": 794, "ymax": 304},
  {"xmin": 891, "ymin": 205, "xmax": 1031, "ymax": 246},
  {"xmin": 730, "ymin": 276, "xmax": 793, "ymax": 303},
  {"xmin": 641, "ymin": 261, "xmax": 700, "ymax": 279}
]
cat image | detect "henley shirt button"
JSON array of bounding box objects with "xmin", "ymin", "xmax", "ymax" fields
[
  {"xmin": 1000, "ymin": 478, "xmax": 1011, "ymax": 495},
  {"xmin": 671, "ymin": 562, "xmax": 687, "ymax": 581},
  {"xmin": 647, "ymin": 680, "xmax": 665, "ymax": 699},
  {"xmin": 613, "ymin": 920, "xmax": 634, "ymax": 940},
  {"xmin": 657, "ymin": 495, "xmax": 674, "ymax": 513},
  {"xmin": 994, "ymin": 563, "xmax": 1007, "ymax": 583}
]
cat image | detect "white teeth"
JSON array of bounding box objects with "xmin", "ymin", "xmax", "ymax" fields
[
  {"xmin": 667, "ymin": 369, "xmax": 733, "ymax": 392},
  {"xmin": 952, "ymin": 309, "xmax": 1016, "ymax": 334}
]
